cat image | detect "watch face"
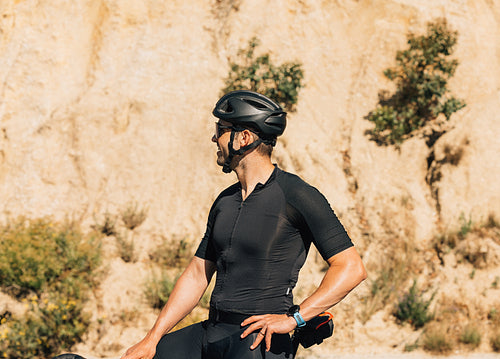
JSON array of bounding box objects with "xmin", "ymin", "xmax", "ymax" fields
[{"xmin": 287, "ymin": 305, "xmax": 300, "ymax": 316}]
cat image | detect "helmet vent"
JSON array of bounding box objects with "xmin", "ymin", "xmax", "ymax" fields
[
  {"xmin": 244, "ymin": 99, "xmax": 269, "ymax": 110},
  {"xmin": 226, "ymin": 104, "xmax": 233, "ymax": 112}
]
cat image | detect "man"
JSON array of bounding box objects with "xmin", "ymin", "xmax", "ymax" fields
[{"xmin": 122, "ymin": 90, "xmax": 366, "ymax": 359}]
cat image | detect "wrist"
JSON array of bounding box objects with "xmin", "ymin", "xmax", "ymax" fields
[
  {"xmin": 286, "ymin": 304, "xmax": 306, "ymax": 328},
  {"xmin": 286, "ymin": 315, "xmax": 297, "ymax": 328},
  {"xmin": 147, "ymin": 327, "xmax": 165, "ymax": 343}
]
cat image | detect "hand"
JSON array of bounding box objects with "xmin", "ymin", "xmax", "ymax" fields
[
  {"xmin": 240, "ymin": 314, "xmax": 297, "ymax": 352},
  {"xmin": 120, "ymin": 335, "xmax": 157, "ymax": 359}
]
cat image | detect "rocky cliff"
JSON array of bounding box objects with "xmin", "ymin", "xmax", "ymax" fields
[{"xmin": 1, "ymin": 0, "xmax": 499, "ymax": 357}]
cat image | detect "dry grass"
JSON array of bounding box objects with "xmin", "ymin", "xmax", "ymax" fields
[
  {"xmin": 459, "ymin": 324, "xmax": 482, "ymax": 349},
  {"xmin": 359, "ymin": 203, "xmax": 419, "ymax": 323},
  {"xmin": 433, "ymin": 214, "xmax": 500, "ymax": 268},
  {"xmin": 92, "ymin": 211, "xmax": 118, "ymax": 237},
  {"xmin": 491, "ymin": 332, "xmax": 500, "ymax": 352},
  {"xmin": 115, "ymin": 231, "xmax": 137, "ymax": 263},
  {"xmin": 120, "ymin": 201, "xmax": 148, "ymax": 231},
  {"xmin": 359, "ymin": 237, "xmax": 415, "ymax": 323},
  {"xmin": 422, "ymin": 326, "xmax": 453, "ymax": 354},
  {"xmin": 149, "ymin": 235, "xmax": 193, "ymax": 268},
  {"xmin": 489, "ymin": 307, "xmax": 500, "ymax": 351}
]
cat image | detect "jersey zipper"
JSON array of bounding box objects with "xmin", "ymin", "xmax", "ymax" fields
[{"xmin": 219, "ymin": 199, "xmax": 245, "ymax": 300}]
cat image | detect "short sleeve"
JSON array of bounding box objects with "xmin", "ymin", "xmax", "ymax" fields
[
  {"xmin": 277, "ymin": 173, "xmax": 353, "ymax": 260},
  {"xmin": 194, "ymin": 204, "xmax": 217, "ymax": 262}
]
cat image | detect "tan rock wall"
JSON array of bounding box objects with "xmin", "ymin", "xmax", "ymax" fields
[
  {"xmin": 2, "ymin": 0, "xmax": 500, "ymax": 356},
  {"xmin": 0, "ymin": 0, "xmax": 499, "ymax": 258}
]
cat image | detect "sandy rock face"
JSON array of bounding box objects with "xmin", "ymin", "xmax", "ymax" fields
[
  {"xmin": 1, "ymin": 0, "xmax": 500, "ymax": 357},
  {"xmin": 0, "ymin": 0, "xmax": 499, "ymax": 237}
]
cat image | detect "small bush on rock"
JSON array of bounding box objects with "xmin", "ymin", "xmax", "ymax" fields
[
  {"xmin": 394, "ymin": 280, "xmax": 434, "ymax": 329},
  {"xmin": 221, "ymin": 37, "xmax": 304, "ymax": 112},
  {"xmin": 366, "ymin": 18, "xmax": 465, "ymax": 145}
]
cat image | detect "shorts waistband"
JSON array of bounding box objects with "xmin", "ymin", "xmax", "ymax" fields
[{"xmin": 208, "ymin": 307, "xmax": 250, "ymax": 325}]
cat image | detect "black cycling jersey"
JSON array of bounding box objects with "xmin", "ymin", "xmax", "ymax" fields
[{"xmin": 195, "ymin": 165, "xmax": 353, "ymax": 315}]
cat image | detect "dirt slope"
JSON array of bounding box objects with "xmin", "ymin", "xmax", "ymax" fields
[{"xmin": 0, "ymin": 0, "xmax": 499, "ymax": 357}]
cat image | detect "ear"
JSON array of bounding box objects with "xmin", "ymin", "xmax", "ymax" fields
[{"xmin": 238, "ymin": 129, "xmax": 255, "ymax": 147}]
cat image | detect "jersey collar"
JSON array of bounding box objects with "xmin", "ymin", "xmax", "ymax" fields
[{"xmin": 254, "ymin": 164, "xmax": 279, "ymax": 191}]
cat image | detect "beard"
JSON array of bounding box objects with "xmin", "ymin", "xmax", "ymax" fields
[{"xmin": 216, "ymin": 149, "xmax": 225, "ymax": 166}]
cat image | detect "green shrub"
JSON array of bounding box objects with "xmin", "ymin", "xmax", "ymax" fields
[
  {"xmin": 149, "ymin": 236, "xmax": 193, "ymax": 268},
  {"xmin": 366, "ymin": 18, "xmax": 465, "ymax": 145},
  {"xmin": 394, "ymin": 280, "xmax": 434, "ymax": 329},
  {"xmin": 0, "ymin": 296, "xmax": 89, "ymax": 359},
  {"xmin": 458, "ymin": 212, "xmax": 473, "ymax": 238},
  {"xmin": 0, "ymin": 217, "xmax": 102, "ymax": 298},
  {"xmin": 221, "ymin": 37, "xmax": 304, "ymax": 112},
  {"xmin": 459, "ymin": 325, "xmax": 481, "ymax": 348},
  {"xmin": 145, "ymin": 271, "xmax": 177, "ymax": 309},
  {"xmin": 0, "ymin": 217, "xmax": 102, "ymax": 358}
]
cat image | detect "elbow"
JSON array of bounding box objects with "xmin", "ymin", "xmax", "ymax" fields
[
  {"xmin": 347, "ymin": 256, "xmax": 367, "ymax": 286},
  {"xmin": 359, "ymin": 264, "xmax": 368, "ymax": 283},
  {"xmin": 356, "ymin": 260, "xmax": 368, "ymax": 284}
]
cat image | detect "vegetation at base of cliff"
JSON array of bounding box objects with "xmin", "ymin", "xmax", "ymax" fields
[
  {"xmin": 393, "ymin": 280, "xmax": 435, "ymax": 329},
  {"xmin": 148, "ymin": 235, "xmax": 193, "ymax": 269},
  {"xmin": 0, "ymin": 217, "xmax": 102, "ymax": 359},
  {"xmin": 433, "ymin": 212, "xmax": 500, "ymax": 269},
  {"xmin": 0, "ymin": 217, "xmax": 102, "ymax": 298},
  {"xmin": 92, "ymin": 201, "xmax": 148, "ymax": 263},
  {"xmin": 366, "ymin": 18, "xmax": 466, "ymax": 145},
  {"xmin": 144, "ymin": 270, "xmax": 177, "ymax": 310},
  {"xmin": 360, "ymin": 212, "xmax": 499, "ymax": 355},
  {"xmin": 221, "ymin": 37, "xmax": 304, "ymax": 112},
  {"xmin": 359, "ymin": 234, "xmax": 416, "ymax": 324}
]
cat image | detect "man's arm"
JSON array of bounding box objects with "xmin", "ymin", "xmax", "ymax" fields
[
  {"xmin": 241, "ymin": 246, "xmax": 366, "ymax": 351},
  {"xmin": 121, "ymin": 256, "xmax": 216, "ymax": 359},
  {"xmin": 297, "ymin": 246, "xmax": 367, "ymax": 321}
]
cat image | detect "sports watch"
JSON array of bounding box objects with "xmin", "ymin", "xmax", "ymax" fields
[{"xmin": 287, "ymin": 305, "xmax": 306, "ymax": 328}]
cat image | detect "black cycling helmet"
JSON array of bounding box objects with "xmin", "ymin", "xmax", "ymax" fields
[
  {"xmin": 212, "ymin": 90, "xmax": 287, "ymax": 173},
  {"xmin": 213, "ymin": 90, "xmax": 287, "ymax": 140}
]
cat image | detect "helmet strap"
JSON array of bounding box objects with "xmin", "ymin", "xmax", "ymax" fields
[{"xmin": 222, "ymin": 129, "xmax": 263, "ymax": 173}]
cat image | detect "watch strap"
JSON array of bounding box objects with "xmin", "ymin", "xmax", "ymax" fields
[{"xmin": 293, "ymin": 311, "xmax": 306, "ymax": 327}]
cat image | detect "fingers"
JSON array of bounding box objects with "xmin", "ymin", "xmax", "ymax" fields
[
  {"xmin": 265, "ymin": 329, "xmax": 273, "ymax": 352},
  {"xmin": 240, "ymin": 320, "xmax": 263, "ymax": 339},
  {"xmin": 241, "ymin": 314, "xmax": 293, "ymax": 351},
  {"xmin": 240, "ymin": 314, "xmax": 264, "ymax": 327},
  {"xmin": 250, "ymin": 326, "xmax": 267, "ymax": 350},
  {"xmin": 240, "ymin": 315, "xmax": 266, "ymax": 338},
  {"xmin": 240, "ymin": 315, "xmax": 269, "ymax": 350}
]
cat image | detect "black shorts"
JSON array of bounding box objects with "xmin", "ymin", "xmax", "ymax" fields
[{"xmin": 154, "ymin": 320, "xmax": 293, "ymax": 359}]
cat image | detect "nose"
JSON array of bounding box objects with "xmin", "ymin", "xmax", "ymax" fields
[{"xmin": 212, "ymin": 134, "xmax": 217, "ymax": 143}]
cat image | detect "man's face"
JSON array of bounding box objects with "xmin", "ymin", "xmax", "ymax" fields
[{"xmin": 212, "ymin": 120, "xmax": 234, "ymax": 167}]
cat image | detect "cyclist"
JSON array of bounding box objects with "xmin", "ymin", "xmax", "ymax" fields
[{"xmin": 121, "ymin": 90, "xmax": 367, "ymax": 359}]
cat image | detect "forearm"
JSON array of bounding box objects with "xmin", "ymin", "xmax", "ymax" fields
[
  {"xmin": 299, "ymin": 247, "xmax": 367, "ymax": 321},
  {"xmin": 147, "ymin": 257, "xmax": 215, "ymax": 342}
]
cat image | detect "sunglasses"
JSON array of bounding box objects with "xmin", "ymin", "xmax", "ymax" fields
[{"xmin": 214, "ymin": 122, "xmax": 233, "ymax": 139}]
